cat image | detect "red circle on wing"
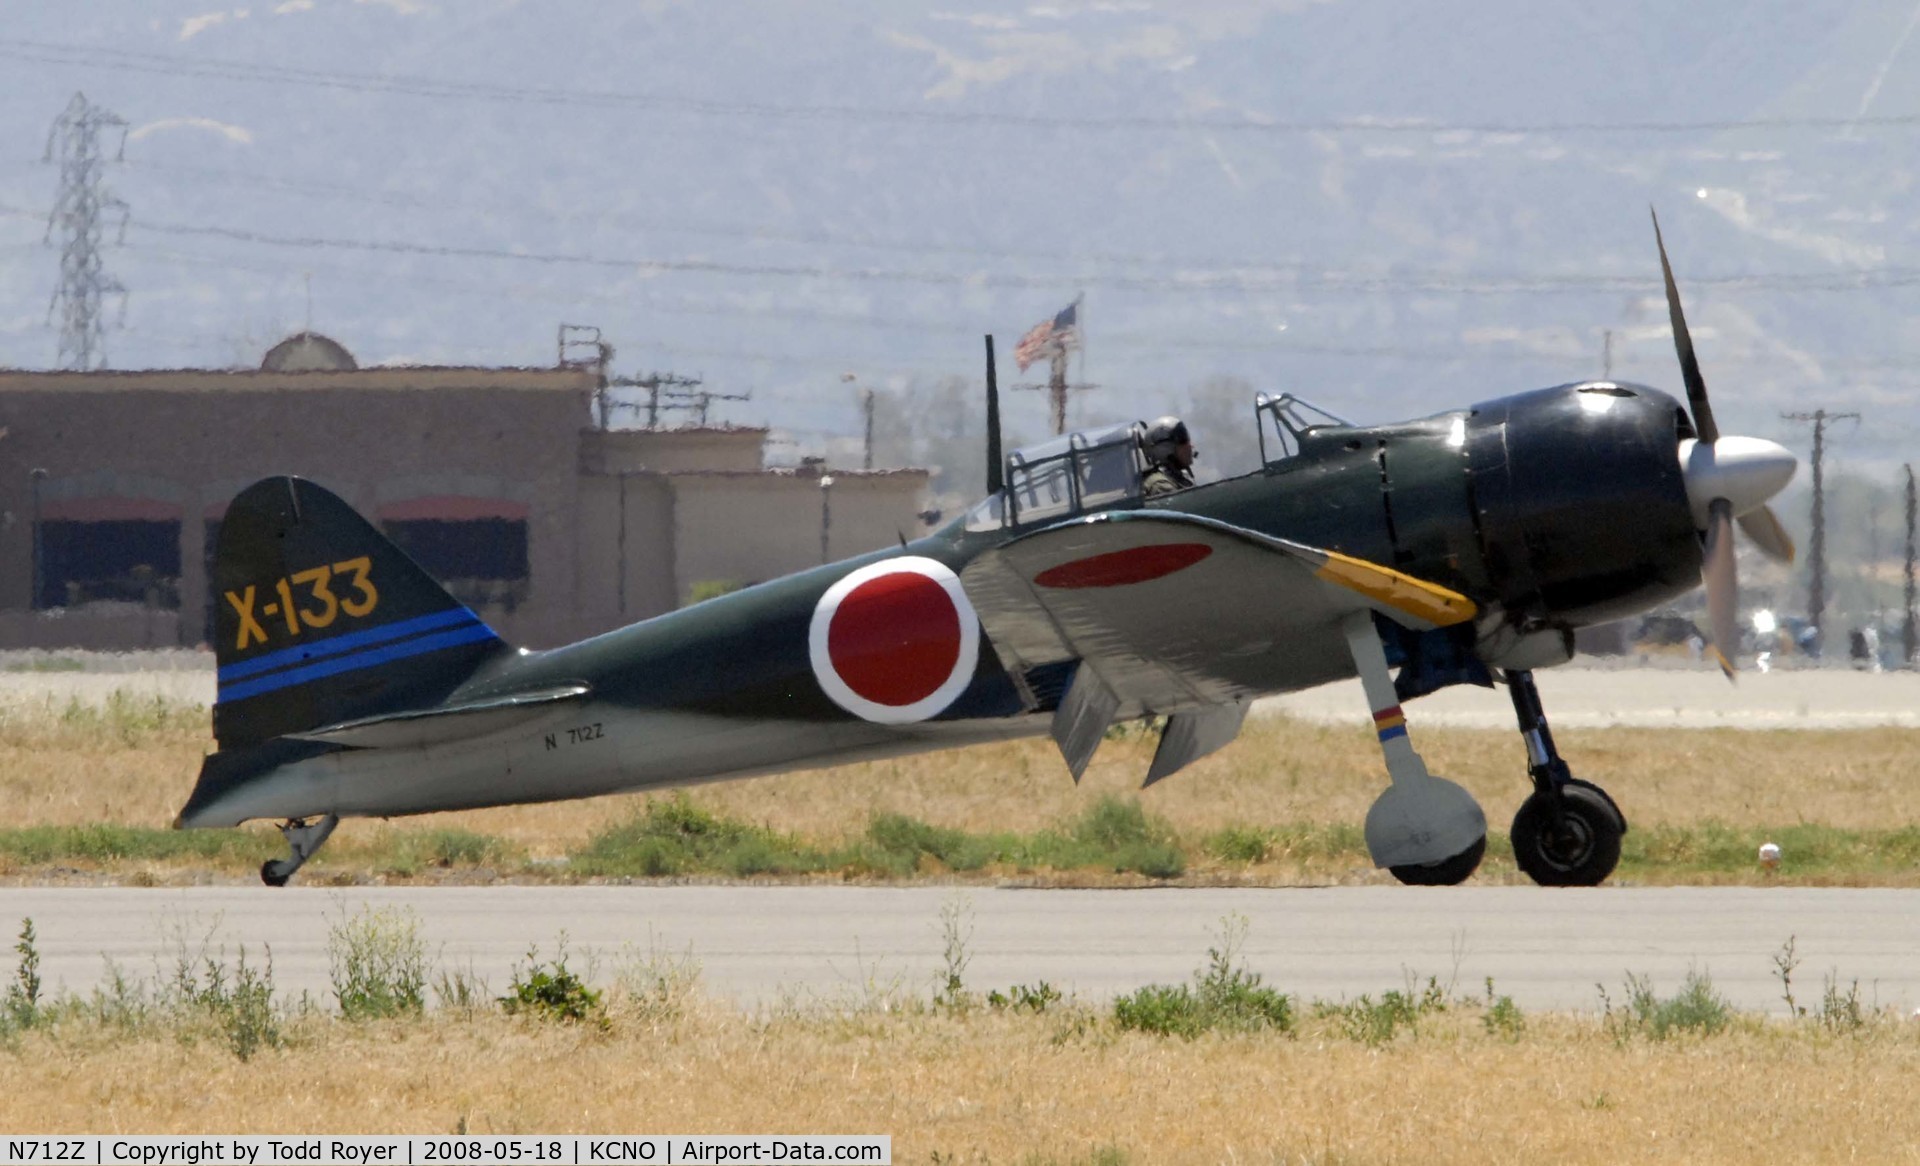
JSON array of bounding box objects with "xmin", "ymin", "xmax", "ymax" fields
[
  {"xmin": 1033, "ymin": 542, "xmax": 1214, "ymax": 589},
  {"xmin": 827, "ymin": 571, "xmax": 963, "ymax": 706}
]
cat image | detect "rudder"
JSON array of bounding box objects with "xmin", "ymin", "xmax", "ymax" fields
[{"xmin": 211, "ymin": 476, "xmax": 509, "ymax": 748}]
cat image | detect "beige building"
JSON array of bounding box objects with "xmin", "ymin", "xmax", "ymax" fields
[{"xmin": 0, "ymin": 337, "xmax": 929, "ymax": 651}]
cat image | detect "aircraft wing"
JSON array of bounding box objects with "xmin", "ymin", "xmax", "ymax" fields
[{"xmin": 960, "ymin": 509, "xmax": 1475, "ymax": 722}]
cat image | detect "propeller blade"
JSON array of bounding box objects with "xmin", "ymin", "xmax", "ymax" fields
[
  {"xmin": 1652, "ymin": 207, "xmax": 1719, "ymax": 444},
  {"xmin": 1703, "ymin": 497, "xmax": 1738, "ymax": 680},
  {"xmin": 1737, "ymin": 503, "xmax": 1796, "ymax": 564}
]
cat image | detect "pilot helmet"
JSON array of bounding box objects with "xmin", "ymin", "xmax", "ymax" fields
[{"xmin": 1140, "ymin": 415, "xmax": 1191, "ymax": 464}]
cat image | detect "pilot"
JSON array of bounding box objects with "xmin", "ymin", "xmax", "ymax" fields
[{"xmin": 1139, "ymin": 415, "xmax": 1196, "ymax": 496}]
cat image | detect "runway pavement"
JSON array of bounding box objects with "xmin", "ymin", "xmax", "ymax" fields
[{"xmin": 3, "ymin": 885, "xmax": 1916, "ymax": 1017}]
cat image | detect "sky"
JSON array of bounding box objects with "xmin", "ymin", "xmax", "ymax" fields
[{"xmin": 2, "ymin": 0, "xmax": 1918, "ymax": 477}]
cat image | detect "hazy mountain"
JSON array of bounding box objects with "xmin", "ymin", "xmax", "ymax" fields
[{"xmin": 2, "ymin": 0, "xmax": 1916, "ymax": 495}]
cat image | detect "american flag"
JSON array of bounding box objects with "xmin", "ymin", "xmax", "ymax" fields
[{"xmin": 1014, "ymin": 298, "xmax": 1081, "ymax": 372}]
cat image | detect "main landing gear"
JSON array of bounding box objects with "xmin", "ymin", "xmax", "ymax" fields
[
  {"xmin": 1344, "ymin": 620, "xmax": 1627, "ymax": 888},
  {"xmin": 261, "ymin": 813, "xmax": 339, "ymax": 887},
  {"xmin": 1504, "ymin": 670, "xmax": 1626, "ymax": 887},
  {"xmin": 1343, "ymin": 613, "xmax": 1488, "ymax": 886}
]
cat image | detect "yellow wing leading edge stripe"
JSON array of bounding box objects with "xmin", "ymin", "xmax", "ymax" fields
[{"xmin": 1312, "ymin": 550, "xmax": 1478, "ymax": 627}]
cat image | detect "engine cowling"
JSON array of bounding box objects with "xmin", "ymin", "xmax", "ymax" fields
[{"xmin": 1465, "ymin": 382, "xmax": 1702, "ymax": 650}]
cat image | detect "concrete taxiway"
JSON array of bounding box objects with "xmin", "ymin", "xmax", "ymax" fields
[{"xmin": 4, "ymin": 885, "xmax": 1915, "ymax": 1016}]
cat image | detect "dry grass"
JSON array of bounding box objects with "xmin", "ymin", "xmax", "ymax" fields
[
  {"xmin": 9, "ymin": 694, "xmax": 1920, "ymax": 883},
  {"xmin": 6, "ymin": 1003, "xmax": 1920, "ymax": 1163}
]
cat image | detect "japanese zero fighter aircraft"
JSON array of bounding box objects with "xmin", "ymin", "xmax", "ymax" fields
[{"xmin": 179, "ymin": 216, "xmax": 1798, "ymax": 888}]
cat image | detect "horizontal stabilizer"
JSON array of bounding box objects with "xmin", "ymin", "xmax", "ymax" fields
[{"xmin": 287, "ymin": 684, "xmax": 591, "ymax": 750}]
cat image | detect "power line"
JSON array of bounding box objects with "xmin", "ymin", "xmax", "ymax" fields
[
  {"xmin": 10, "ymin": 37, "xmax": 1920, "ymax": 139},
  {"xmin": 78, "ymin": 211, "xmax": 1920, "ymax": 297},
  {"xmin": 9, "ymin": 196, "xmax": 1920, "ymax": 299},
  {"xmin": 43, "ymin": 92, "xmax": 128, "ymax": 370}
]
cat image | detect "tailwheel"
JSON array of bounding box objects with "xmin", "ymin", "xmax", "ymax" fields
[
  {"xmin": 1511, "ymin": 782, "xmax": 1623, "ymax": 887},
  {"xmin": 1388, "ymin": 834, "xmax": 1486, "ymax": 887},
  {"xmin": 259, "ymin": 813, "xmax": 339, "ymax": 887}
]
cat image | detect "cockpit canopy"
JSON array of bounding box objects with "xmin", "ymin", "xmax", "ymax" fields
[
  {"xmin": 960, "ymin": 392, "xmax": 1360, "ymax": 531},
  {"xmin": 1256, "ymin": 392, "xmax": 1353, "ymax": 463},
  {"xmin": 965, "ymin": 420, "xmax": 1144, "ymax": 531}
]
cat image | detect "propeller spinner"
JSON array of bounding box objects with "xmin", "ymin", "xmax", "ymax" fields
[{"xmin": 1652, "ymin": 208, "xmax": 1798, "ymax": 677}]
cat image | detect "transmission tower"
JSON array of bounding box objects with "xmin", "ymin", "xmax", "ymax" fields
[
  {"xmin": 1781, "ymin": 408, "xmax": 1861, "ymax": 648},
  {"xmin": 43, "ymin": 93, "xmax": 129, "ymax": 371}
]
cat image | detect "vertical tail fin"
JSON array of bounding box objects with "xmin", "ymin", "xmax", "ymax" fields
[{"xmin": 211, "ymin": 476, "xmax": 509, "ymax": 748}]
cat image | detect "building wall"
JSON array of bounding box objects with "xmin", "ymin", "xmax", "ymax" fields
[
  {"xmin": 0, "ymin": 368, "xmax": 595, "ymax": 648},
  {"xmin": 0, "ymin": 367, "xmax": 932, "ymax": 650},
  {"xmin": 581, "ymin": 428, "xmax": 765, "ymax": 474},
  {"xmin": 572, "ymin": 473, "xmax": 679, "ymax": 628},
  {"xmin": 667, "ymin": 472, "xmax": 929, "ymax": 606}
]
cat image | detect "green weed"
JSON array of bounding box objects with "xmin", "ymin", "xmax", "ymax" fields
[
  {"xmin": 611, "ymin": 939, "xmax": 701, "ymax": 1026},
  {"xmin": 433, "ymin": 966, "xmax": 490, "ymax": 1016},
  {"xmin": 1482, "ymin": 977, "xmax": 1525, "ymax": 1041},
  {"xmin": 3, "ymin": 919, "xmax": 42, "ymax": 1031},
  {"xmin": 1022, "ymin": 797, "xmax": 1185, "ymax": 879},
  {"xmin": 989, "ymin": 982, "xmax": 1064, "ymax": 1014},
  {"xmin": 167, "ymin": 937, "xmax": 284, "ymax": 1061},
  {"xmin": 1113, "ymin": 915, "xmax": 1290, "ymax": 1038},
  {"xmin": 1820, "ymin": 972, "xmax": 1867, "ymax": 1033},
  {"xmin": 328, "ymin": 905, "xmax": 428, "ymax": 1020},
  {"xmin": 0, "ymin": 824, "xmax": 276, "ymax": 866},
  {"xmin": 1600, "ymin": 969, "xmax": 1732, "ymax": 1041},
  {"xmin": 864, "ymin": 813, "xmax": 996, "ymax": 873},
  {"xmin": 381, "ymin": 828, "xmax": 513, "ymax": 877},
  {"xmin": 934, "ymin": 895, "xmax": 975, "ymax": 1013},
  {"xmin": 1312, "ymin": 974, "xmax": 1450, "ymax": 1046},
  {"xmin": 500, "ymin": 939, "xmax": 603, "ymax": 1024},
  {"xmin": 571, "ymin": 796, "xmax": 827, "ymax": 879}
]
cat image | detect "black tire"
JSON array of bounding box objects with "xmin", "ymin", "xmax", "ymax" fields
[
  {"xmin": 260, "ymin": 860, "xmax": 291, "ymax": 888},
  {"xmin": 1564, "ymin": 777, "xmax": 1627, "ymax": 835},
  {"xmin": 1511, "ymin": 783, "xmax": 1624, "ymax": 887},
  {"xmin": 1388, "ymin": 834, "xmax": 1486, "ymax": 887}
]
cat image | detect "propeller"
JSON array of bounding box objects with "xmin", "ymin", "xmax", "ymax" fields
[{"xmin": 1652, "ymin": 208, "xmax": 1799, "ymax": 678}]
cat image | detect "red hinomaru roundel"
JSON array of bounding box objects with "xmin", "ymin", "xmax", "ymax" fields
[{"xmin": 808, "ymin": 556, "xmax": 981, "ymax": 724}]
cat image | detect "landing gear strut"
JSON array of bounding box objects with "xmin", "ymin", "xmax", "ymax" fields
[
  {"xmin": 1342, "ymin": 613, "xmax": 1488, "ymax": 885},
  {"xmin": 1505, "ymin": 670, "xmax": 1625, "ymax": 887},
  {"xmin": 261, "ymin": 813, "xmax": 338, "ymax": 887}
]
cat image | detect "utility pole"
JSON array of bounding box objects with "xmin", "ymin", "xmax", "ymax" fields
[
  {"xmin": 861, "ymin": 391, "xmax": 876, "ymax": 470},
  {"xmin": 842, "ymin": 373, "xmax": 876, "ymax": 469},
  {"xmin": 1016, "ymin": 350, "xmax": 1098, "ymax": 436},
  {"xmin": 559, "ymin": 326, "xmax": 717, "ymax": 429},
  {"xmin": 557, "ymin": 323, "xmax": 614, "ymax": 425},
  {"xmin": 1905, "ymin": 463, "xmax": 1916, "ymax": 668},
  {"xmin": 1602, "ymin": 329, "xmax": 1614, "ymax": 380},
  {"xmin": 1781, "ymin": 409, "xmax": 1861, "ymax": 650},
  {"xmin": 44, "ymin": 93, "xmax": 129, "ymax": 371}
]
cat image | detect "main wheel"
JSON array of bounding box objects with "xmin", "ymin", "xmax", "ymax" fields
[
  {"xmin": 1388, "ymin": 834, "xmax": 1486, "ymax": 886},
  {"xmin": 260, "ymin": 860, "xmax": 291, "ymax": 888},
  {"xmin": 1511, "ymin": 783, "xmax": 1623, "ymax": 887}
]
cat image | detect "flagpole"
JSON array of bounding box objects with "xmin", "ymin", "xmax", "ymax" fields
[{"xmin": 1048, "ymin": 348, "xmax": 1068, "ymax": 435}]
